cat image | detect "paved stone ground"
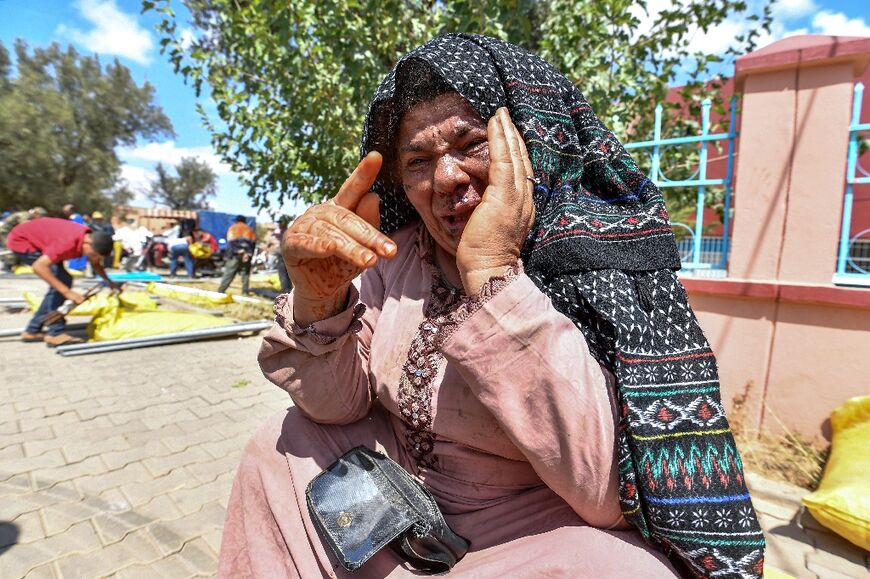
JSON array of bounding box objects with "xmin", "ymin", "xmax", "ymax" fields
[{"xmin": 1, "ymin": 275, "xmax": 868, "ymax": 578}]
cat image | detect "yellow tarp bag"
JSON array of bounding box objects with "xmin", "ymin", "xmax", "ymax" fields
[
  {"xmin": 14, "ymin": 265, "xmax": 83, "ymax": 277},
  {"xmin": 763, "ymin": 565, "xmax": 794, "ymax": 578},
  {"xmin": 189, "ymin": 242, "xmax": 213, "ymax": 259},
  {"xmin": 146, "ymin": 282, "xmax": 233, "ymax": 308},
  {"xmin": 23, "ymin": 290, "xmax": 157, "ymax": 315},
  {"xmin": 267, "ymin": 273, "xmax": 281, "ymax": 291},
  {"xmin": 802, "ymin": 396, "xmax": 870, "ymax": 551},
  {"xmin": 87, "ymin": 295, "xmax": 231, "ymax": 342}
]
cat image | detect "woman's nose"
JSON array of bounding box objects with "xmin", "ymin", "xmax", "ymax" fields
[{"xmin": 433, "ymin": 154, "xmax": 470, "ymax": 195}]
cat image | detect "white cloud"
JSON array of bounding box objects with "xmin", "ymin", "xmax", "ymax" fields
[
  {"xmin": 119, "ymin": 141, "xmax": 233, "ymax": 176},
  {"xmin": 811, "ymin": 11, "xmax": 870, "ymax": 37},
  {"xmin": 56, "ymin": 0, "xmax": 153, "ymax": 65},
  {"xmin": 179, "ymin": 28, "xmax": 195, "ymax": 51},
  {"xmin": 118, "ymin": 164, "xmax": 156, "ymax": 204},
  {"xmin": 772, "ymin": 0, "xmax": 818, "ymax": 21}
]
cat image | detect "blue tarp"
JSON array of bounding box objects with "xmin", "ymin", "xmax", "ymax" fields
[
  {"xmin": 108, "ymin": 271, "xmax": 163, "ymax": 281},
  {"xmin": 197, "ymin": 211, "xmax": 256, "ymax": 251}
]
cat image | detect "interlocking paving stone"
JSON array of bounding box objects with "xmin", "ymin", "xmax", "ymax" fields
[
  {"xmin": 170, "ymin": 473, "xmax": 235, "ymax": 516},
  {"xmin": 0, "ymin": 520, "xmax": 100, "ymax": 578},
  {"xmin": 55, "ymin": 528, "xmax": 162, "ymax": 579},
  {"xmin": 39, "ymin": 488, "xmax": 128, "ymax": 537},
  {"xmin": 21, "ymin": 563, "xmax": 57, "ymax": 579},
  {"xmin": 1, "ymin": 511, "xmax": 45, "ymax": 548},
  {"xmin": 91, "ymin": 494, "xmax": 181, "ymax": 545}
]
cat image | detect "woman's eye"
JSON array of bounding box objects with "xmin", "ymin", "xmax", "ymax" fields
[
  {"xmin": 407, "ymin": 158, "xmax": 426, "ymax": 168},
  {"xmin": 464, "ymin": 140, "xmax": 488, "ymax": 156}
]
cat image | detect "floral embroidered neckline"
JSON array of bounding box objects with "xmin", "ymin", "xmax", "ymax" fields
[{"xmin": 397, "ymin": 224, "xmax": 520, "ymax": 469}]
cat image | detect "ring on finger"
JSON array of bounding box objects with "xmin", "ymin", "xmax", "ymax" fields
[{"xmin": 525, "ymin": 175, "xmax": 540, "ymax": 185}]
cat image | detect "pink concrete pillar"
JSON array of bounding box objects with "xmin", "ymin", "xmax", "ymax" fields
[{"xmin": 730, "ymin": 36, "xmax": 870, "ymax": 283}]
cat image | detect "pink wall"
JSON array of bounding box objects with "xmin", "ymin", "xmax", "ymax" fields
[
  {"xmin": 681, "ymin": 36, "xmax": 870, "ymax": 440},
  {"xmin": 686, "ymin": 285, "xmax": 870, "ymax": 442}
]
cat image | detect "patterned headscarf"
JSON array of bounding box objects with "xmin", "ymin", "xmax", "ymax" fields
[{"xmin": 361, "ymin": 34, "xmax": 764, "ymax": 578}]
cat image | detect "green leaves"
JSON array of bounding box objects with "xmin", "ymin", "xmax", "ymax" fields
[
  {"xmin": 0, "ymin": 39, "xmax": 174, "ymax": 213},
  {"xmin": 146, "ymin": 0, "xmax": 771, "ymax": 217}
]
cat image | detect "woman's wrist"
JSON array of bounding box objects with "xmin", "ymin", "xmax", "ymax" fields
[
  {"xmin": 292, "ymin": 285, "xmax": 351, "ymax": 326},
  {"xmin": 461, "ymin": 262, "xmax": 517, "ymax": 295}
]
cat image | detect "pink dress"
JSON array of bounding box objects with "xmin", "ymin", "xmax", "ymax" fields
[{"xmin": 219, "ymin": 223, "xmax": 679, "ymax": 578}]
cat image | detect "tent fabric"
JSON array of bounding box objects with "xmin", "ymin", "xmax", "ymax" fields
[
  {"xmin": 24, "ymin": 290, "xmax": 157, "ymax": 315},
  {"xmin": 146, "ymin": 282, "xmax": 234, "ymax": 307},
  {"xmin": 87, "ymin": 294, "xmax": 232, "ymax": 341}
]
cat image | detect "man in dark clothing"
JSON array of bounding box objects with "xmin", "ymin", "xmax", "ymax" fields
[
  {"xmin": 7, "ymin": 217, "xmax": 120, "ymax": 346},
  {"xmin": 90, "ymin": 211, "xmax": 116, "ymax": 268},
  {"xmin": 217, "ymin": 215, "xmax": 257, "ymax": 295}
]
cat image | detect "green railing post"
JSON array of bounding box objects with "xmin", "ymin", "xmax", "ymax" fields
[
  {"xmin": 650, "ymin": 103, "xmax": 662, "ymax": 182},
  {"xmin": 692, "ymin": 99, "xmax": 711, "ymax": 269},
  {"xmin": 837, "ymin": 82, "xmax": 863, "ymax": 276},
  {"xmin": 719, "ymin": 96, "xmax": 737, "ymax": 270}
]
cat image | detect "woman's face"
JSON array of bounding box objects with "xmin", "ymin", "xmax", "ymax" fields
[{"xmin": 396, "ymin": 92, "xmax": 489, "ymax": 256}]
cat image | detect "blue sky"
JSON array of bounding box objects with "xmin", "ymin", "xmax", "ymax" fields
[{"xmin": 2, "ymin": 0, "xmax": 869, "ymax": 220}]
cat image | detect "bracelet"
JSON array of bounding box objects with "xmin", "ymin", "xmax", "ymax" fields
[{"xmin": 274, "ymin": 294, "xmax": 366, "ymax": 345}]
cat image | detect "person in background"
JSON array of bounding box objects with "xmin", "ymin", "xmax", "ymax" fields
[
  {"xmin": 272, "ymin": 215, "xmax": 293, "ymax": 293},
  {"xmin": 217, "ymin": 215, "xmax": 257, "ymax": 295},
  {"xmin": 115, "ymin": 217, "xmax": 152, "ymax": 271},
  {"xmin": 167, "ymin": 220, "xmax": 195, "ymax": 278},
  {"xmin": 62, "ymin": 204, "xmax": 89, "ymax": 273},
  {"xmin": 90, "ymin": 211, "xmax": 114, "ymax": 236},
  {"xmin": 0, "ymin": 206, "xmax": 47, "ymax": 247},
  {"xmin": 7, "ymin": 217, "xmax": 119, "ymax": 346},
  {"xmin": 90, "ymin": 211, "xmax": 115, "ymax": 268},
  {"xmin": 0, "ymin": 207, "xmax": 47, "ymax": 272}
]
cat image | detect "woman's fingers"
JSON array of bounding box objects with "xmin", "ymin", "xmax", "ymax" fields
[
  {"xmin": 486, "ymin": 109, "xmax": 516, "ymax": 199},
  {"xmin": 318, "ymin": 204, "xmax": 395, "ymax": 257},
  {"xmin": 287, "ymin": 204, "xmax": 393, "ymax": 267},
  {"xmin": 501, "ymin": 110, "xmax": 536, "ymax": 224},
  {"xmin": 332, "ymin": 151, "xmax": 383, "ymax": 211},
  {"xmin": 285, "ymin": 222, "xmax": 375, "ymax": 269}
]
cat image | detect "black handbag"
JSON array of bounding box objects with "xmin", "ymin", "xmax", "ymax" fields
[{"xmin": 306, "ymin": 446, "xmax": 470, "ymax": 574}]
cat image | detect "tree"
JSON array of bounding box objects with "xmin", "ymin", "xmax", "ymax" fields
[
  {"xmin": 148, "ymin": 156, "xmax": 217, "ymax": 210},
  {"xmin": 148, "ymin": 0, "xmax": 771, "ymax": 214},
  {"xmin": 0, "ymin": 40, "xmax": 174, "ymax": 214}
]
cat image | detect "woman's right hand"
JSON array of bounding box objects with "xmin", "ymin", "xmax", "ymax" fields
[{"xmin": 284, "ymin": 151, "xmax": 396, "ymax": 325}]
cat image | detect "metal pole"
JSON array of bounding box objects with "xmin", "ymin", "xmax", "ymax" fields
[
  {"xmin": 55, "ymin": 321, "xmax": 272, "ymax": 354},
  {"xmin": 692, "ymin": 99, "xmax": 711, "ymax": 270},
  {"xmin": 719, "ymin": 95, "xmax": 737, "ymax": 271},
  {"xmin": 650, "ymin": 104, "xmax": 662, "ymax": 182},
  {"xmin": 837, "ymin": 83, "xmax": 863, "ymax": 276},
  {"xmin": 56, "ymin": 320, "xmax": 270, "ymax": 351},
  {"xmin": 57, "ymin": 325, "xmax": 271, "ymax": 356},
  {"xmin": 0, "ymin": 298, "xmax": 27, "ymax": 303}
]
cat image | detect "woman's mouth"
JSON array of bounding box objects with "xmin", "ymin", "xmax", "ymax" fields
[{"xmin": 441, "ymin": 206, "xmax": 476, "ymax": 235}]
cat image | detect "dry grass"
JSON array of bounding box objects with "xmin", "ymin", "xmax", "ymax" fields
[{"xmin": 730, "ymin": 382, "xmax": 829, "ymax": 490}]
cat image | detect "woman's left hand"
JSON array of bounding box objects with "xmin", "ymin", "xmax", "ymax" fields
[{"xmin": 456, "ymin": 107, "xmax": 535, "ymax": 295}]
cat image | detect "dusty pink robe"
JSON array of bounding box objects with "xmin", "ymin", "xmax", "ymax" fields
[{"xmin": 219, "ymin": 223, "xmax": 678, "ymax": 578}]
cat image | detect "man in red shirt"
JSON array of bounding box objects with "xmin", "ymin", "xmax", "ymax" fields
[{"xmin": 7, "ymin": 217, "xmax": 119, "ymax": 346}]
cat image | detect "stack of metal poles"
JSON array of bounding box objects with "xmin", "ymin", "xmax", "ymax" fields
[{"xmin": 54, "ymin": 320, "xmax": 272, "ymax": 356}]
